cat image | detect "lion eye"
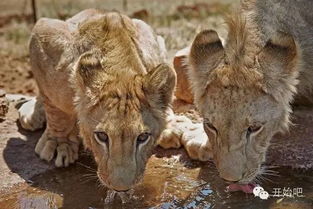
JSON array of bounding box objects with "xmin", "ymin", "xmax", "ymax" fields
[
  {"xmin": 94, "ymin": 131, "xmax": 109, "ymax": 144},
  {"xmin": 247, "ymin": 126, "xmax": 262, "ymax": 134},
  {"xmin": 137, "ymin": 132, "xmax": 151, "ymax": 145}
]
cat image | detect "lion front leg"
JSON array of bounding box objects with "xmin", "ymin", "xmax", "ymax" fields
[
  {"xmin": 180, "ymin": 124, "xmax": 212, "ymax": 161},
  {"xmin": 35, "ymin": 101, "xmax": 80, "ymax": 167},
  {"xmin": 158, "ymin": 109, "xmax": 183, "ymax": 149},
  {"xmin": 158, "ymin": 110, "xmax": 212, "ymax": 161}
]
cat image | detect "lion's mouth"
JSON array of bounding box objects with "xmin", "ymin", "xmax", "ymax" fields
[{"xmin": 225, "ymin": 171, "xmax": 259, "ymax": 194}]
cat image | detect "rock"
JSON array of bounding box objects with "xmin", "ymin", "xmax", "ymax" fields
[
  {"xmin": 173, "ymin": 46, "xmax": 194, "ymax": 104},
  {"xmin": 0, "ymin": 89, "xmax": 5, "ymax": 97},
  {"xmin": 5, "ymin": 93, "xmax": 33, "ymax": 103},
  {"xmin": 131, "ymin": 9, "xmax": 149, "ymax": 21},
  {"xmin": 176, "ymin": 2, "xmax": 227, "ymax": 18},
  {"xmin": 0, "ymin": 89, "xmax": 9, "ymax": 120}
]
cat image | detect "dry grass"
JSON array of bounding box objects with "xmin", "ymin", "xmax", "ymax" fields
[
  {"xmin": 0, "ymin": 0, "xmax": 237, "ymax": 17},
  {"xmin": 0, "ymin": 0, "xmax": 240, "ymax": 95},
  {"xmin": 0, "ymin": 0, "xmax": 238, "ymax": 59},
  {"xmin": 0, "ymin": 21, "xmax": 31, "ymax": 57}
]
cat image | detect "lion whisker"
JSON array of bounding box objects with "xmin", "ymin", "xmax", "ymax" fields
[
  {"xmin": 257, "ymin": 174, "xmax": 274, "ymax": 183},
  {"xmin": 81, "ymin": 173, "xmax": 98, "ymax": 178},
  {"xmin": 262, "ymin": 169, "xmax": 279, "ymax": 174},
  {"xmin": 251, "ymin": 177, "xmax": 261, "ymax": 185},
  {"xmin": 80, "ymin": 177, "xmax": 98, "ymax": 184},
  {"xmin": 261, "ymin": 172, "xmax": 280, "ymax": 177},
  {"xmin": 260, "ymin": 166, "xmax": 281, "ymax": 178},
  {"xmin": 263, "ymin": 165, "xmax": 280, "ymax": 169},
  {"xmin": 77, "ymin": 162, "xmax": 97, "ymax": 172}
]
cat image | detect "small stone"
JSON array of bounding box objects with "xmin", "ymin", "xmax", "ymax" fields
[
  {"xmin": 131, "ymin": 9, "xmax": 149, "ymax": 21},
  {"xmin": 0, "ymin": 89, "xmax": 9, "ymax": 119},
  {"xmin": 0, "ymin": 89, "xmax": 6, "ymax": 97}
]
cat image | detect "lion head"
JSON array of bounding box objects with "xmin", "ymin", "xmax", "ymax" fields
[
  {"xmin": 71, "ymin": 13, "xmax": 176, "ymax": 191},
  {"xmin": 188, "ymin": 15, "xmax": 298, "ymax": 183}
]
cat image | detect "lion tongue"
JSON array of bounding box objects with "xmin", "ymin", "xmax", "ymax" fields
[{"xmin": 226, "ymin": 183, "xmax": 256, "ymax": 194}]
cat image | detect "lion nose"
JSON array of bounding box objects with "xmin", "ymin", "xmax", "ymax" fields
[{"xmin": 219, "ymin": 169, "xmax": 243, "ymax": 182}]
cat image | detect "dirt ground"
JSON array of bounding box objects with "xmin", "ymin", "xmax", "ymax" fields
[
  {"xmin": 0, "ymin": 56, "xmax": 38, "ymax": 95},
  {"xmin": 1, "ymin": 95, "xmax": 313, "ymax": 208}
]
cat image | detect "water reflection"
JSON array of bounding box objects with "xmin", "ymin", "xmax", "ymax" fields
[{"xmin": 0, "ymin": 149, "xmax": 312, "ymax": 209}]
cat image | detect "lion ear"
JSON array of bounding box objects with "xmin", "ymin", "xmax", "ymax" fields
[
  {"xmin": 75, "ymin": 51, "xmax": 103, "ymax": 91},
  {"xmin": 188, "ymin": 30, "xmax": 224, "ymax": 102},
  {"xmin": 259, "ymin": 33, "xmax": 299, "ymax": 99},
  {"xmin": 143, "ymin": 63, "xmax": 176, "ymax": 108},
  {"xmin": 189, "ymin": 30, "xmax": 225, "ymax": 76}
]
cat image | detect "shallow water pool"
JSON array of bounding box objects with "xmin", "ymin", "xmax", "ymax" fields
[{"xmin": 0, "ymin": 147, "xmax": 312, "ymax": 209}]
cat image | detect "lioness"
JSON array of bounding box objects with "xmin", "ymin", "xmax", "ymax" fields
[
  {"xmin": 18, "ymin": 9, "xmax": 176, "ymax": 192},
  {"xmin": 178, "ymin": 0, "xmax": 313, "ymax": 184}
]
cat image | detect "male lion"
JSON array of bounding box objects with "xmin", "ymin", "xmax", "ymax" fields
[
  {"xmin": 174, "ymin": 0, "xmax": 313, "ymax": 185},
  {"xmin": 18, "ymin": 9, "xmax": 176, "ymax": 192}
]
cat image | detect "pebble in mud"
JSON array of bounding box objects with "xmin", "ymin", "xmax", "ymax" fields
[{"xmin": 0, "ymin": 89, "xmax": 9, "ymax": 120}]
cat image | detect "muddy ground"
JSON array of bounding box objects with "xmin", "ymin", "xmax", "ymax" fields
[{"xmin": 1, "ymin": 96, "xmax": 313, "ymax": 209}]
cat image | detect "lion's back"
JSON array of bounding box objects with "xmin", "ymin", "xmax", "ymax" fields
[
  {"xmin": 29, "ymin": 9, "xmax": 102, "ymax": 113},
  {"xmin": 243, "ymin": 0, "xmax": 313, "ymax": 103},
  {"xmin": 29, "ymin": 9, "xmax": 168, "ymax": 114}
]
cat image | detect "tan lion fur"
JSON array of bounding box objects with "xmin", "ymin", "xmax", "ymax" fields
[
  {"xmin": 184, "ymin": 0, "xmax": 310, "ymax": 183},
  {"xmin": 19, "ymin": 9, "xmax": 176, "ymax": 191}
]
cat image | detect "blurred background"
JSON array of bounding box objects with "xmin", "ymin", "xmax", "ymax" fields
[{"xmin": 0, "ymin": 0, "xmax": 238, "ymax": 95}]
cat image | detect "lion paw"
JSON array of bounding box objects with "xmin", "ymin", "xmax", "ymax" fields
[
  {"xmin": 35, "ymin": 133, "xmax": 79, "ymax": 167},
  {"xmin": 181, "ymin": 124, "xmax": 213, "ymax": 161},
  {"xmin": 18, "ymin": 97, "xmax": 46, "ymax": 131},
  {"xmin": 55, "ymin": 142, "xmax": 79, "ymax": 167},
  {"xmin": 183, "ymin": 139, "xmax": 212, "ymax": 161},
  {"xmin": 159, "ymin": 111, "xmax": 213, "ymax": 161},
  {"xmin": 158, "ymin": 128, "xmax": 182, "ymax": 149}
]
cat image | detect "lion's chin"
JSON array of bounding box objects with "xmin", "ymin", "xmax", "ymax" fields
[{"xmin": 104, "ymin": 189, "xmax": 135, "ymax": 204}]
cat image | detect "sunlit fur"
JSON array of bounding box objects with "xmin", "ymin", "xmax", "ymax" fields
[
  {"xmin": 188, "ymin": 7, "xmax": 302, "ymax": 183},
  {"xmin": 28, "ymin": 9, "xmax": 176, "ymax": 191}
]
